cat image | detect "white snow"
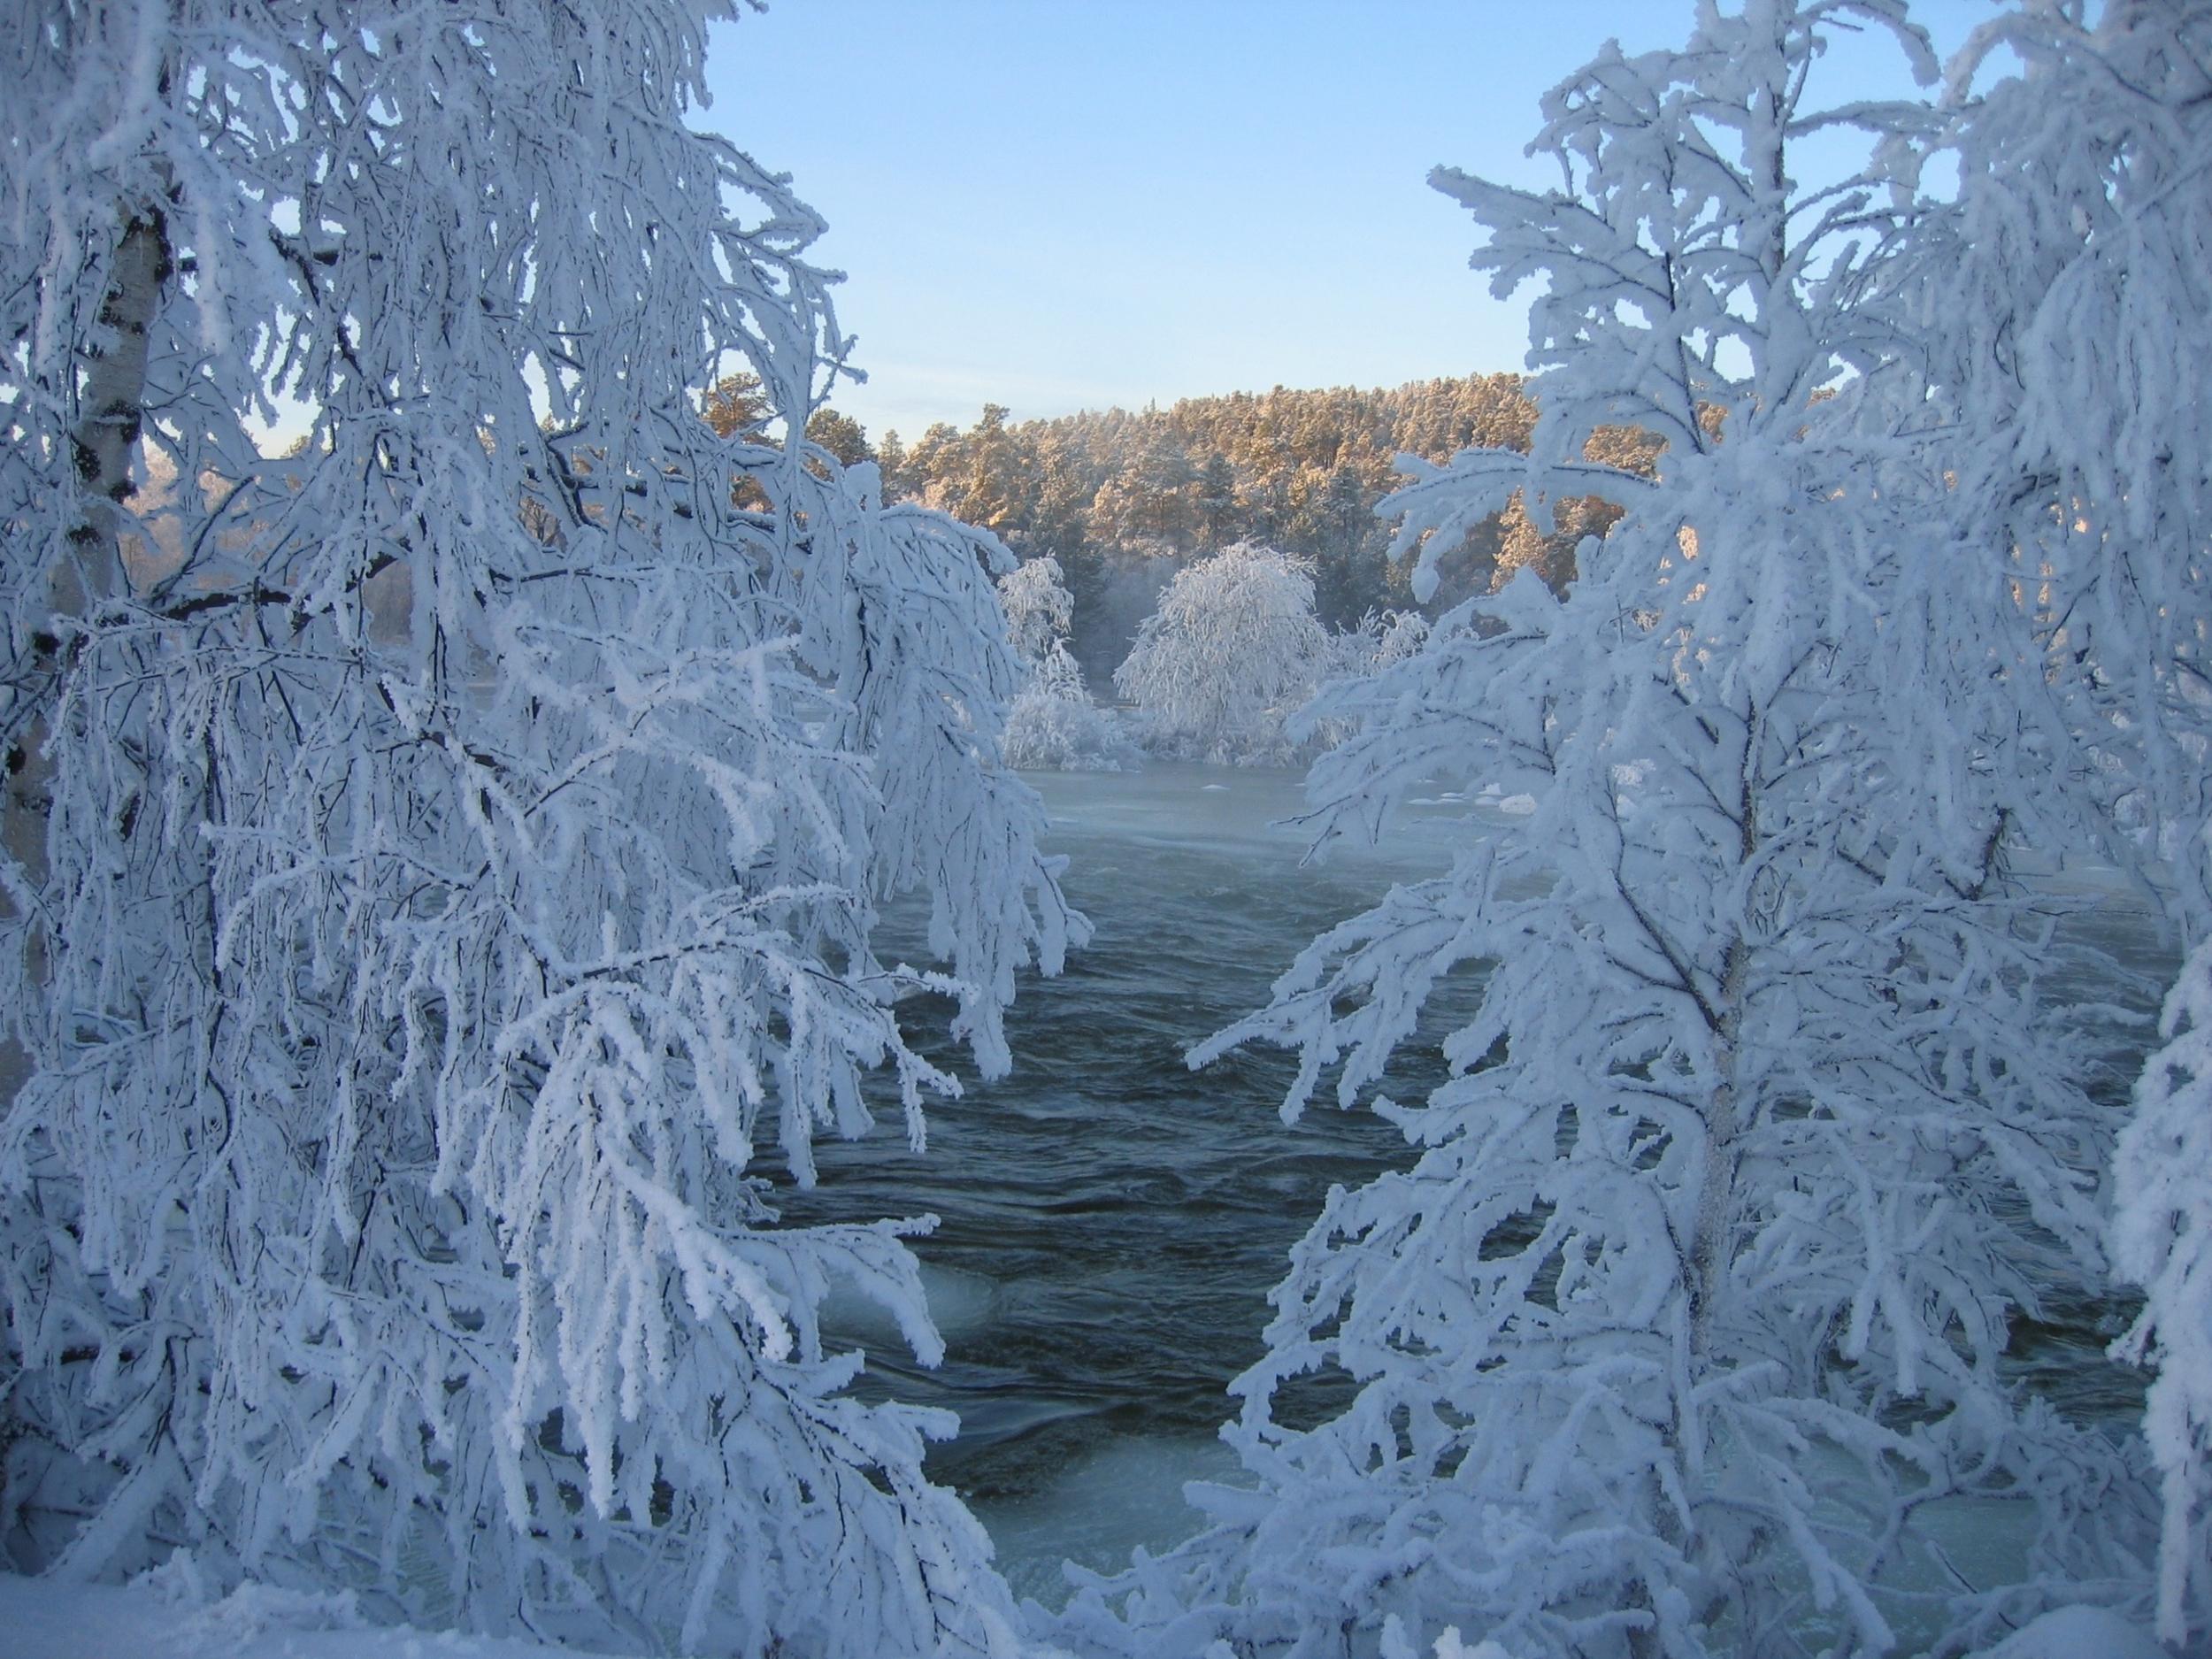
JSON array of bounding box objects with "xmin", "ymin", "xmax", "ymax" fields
[
  {"xmin": 1972, "ymin": 1605, "xmax": 2168, "ymax": 1659},
  {"xmin": 0, "ymin": 1572, "xmax": 639, "ymax": 1659}
]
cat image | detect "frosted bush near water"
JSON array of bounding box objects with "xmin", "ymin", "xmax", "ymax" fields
[
  {"xmin": 1106, "ymin": 551, "xmax": 1421, "ymax": 767},
  {"xmin": 1114, "ymin": 545, "xmax": 1329, "ymax": 766},
  {"xmin": 1004, "ymin": 678, "xmax": 1133, "ymax": 772},
  {"xmin": 999, "ymin": 556, "xmax": 1132, "ymax": 771}
]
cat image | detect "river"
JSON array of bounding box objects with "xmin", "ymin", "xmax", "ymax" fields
[{"xmin": 784, "ymin": 763, "xmax": 2167, "ymax": 1609}]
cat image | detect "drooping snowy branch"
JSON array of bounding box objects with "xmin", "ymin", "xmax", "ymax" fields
[
  {"xmin": 2113, "ymin": 933, "xmax": 2212, "ymax": 1649},
  {"xmin": 0, "ymin": 4, "xmax": 1077, "ymax": 1653},
  {"xmin": 1898, "ymin": 10, "xmax": 2212, "ymax": 1645},
  {"xmin": 1909, "ymin": 0, "xmax": 2212, "ymax": 933}
]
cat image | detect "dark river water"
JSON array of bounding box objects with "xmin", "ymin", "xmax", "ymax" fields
[{"xmin": 780, "ymin": 764, "xmax": 2168, "ymax": 1608}]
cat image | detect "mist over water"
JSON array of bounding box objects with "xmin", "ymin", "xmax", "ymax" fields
[{"xmin": 785, "ymin": 765, "xmax": 2167, "ymax": 1608}]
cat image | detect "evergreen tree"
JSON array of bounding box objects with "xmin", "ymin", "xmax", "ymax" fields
[
  {"xmin": 1194, "ymin": 451, "xmax": 1239, "ymax": 550},
  {"xmin": 804, "ymin": 406, "xmax": 874, "ymax": 468},
  {"xmin": 701, "ymin": 371, "xmax": 772, "ymax": 439},
  {"xmin": 879, "ymin": 376, "xmax": 1579, "ymax": 647},
  {"xmin": 950, "ymin": 403, "xmax": 1036, "ymax": 541},
  {"xmin": 875, "ymin": 428, "xmax": 911, "ymax": 498}
]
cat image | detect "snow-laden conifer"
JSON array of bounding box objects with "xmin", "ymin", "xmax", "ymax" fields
[
  {"xmin": 0, "ymin": 4, "xmax": 1077, "ymax": 1652},
  {"xmin": 1051, "ymin": 5, "xmax": 2148, "ymax": 1655}
]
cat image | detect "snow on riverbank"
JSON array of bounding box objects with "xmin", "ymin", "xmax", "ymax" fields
[
  {"xmin": 0, "ymin": 1571, "xmax": 2163, "ymax": 1658},
  {"xmin": 0, "ymin": 1571, "xmax": 634, "ymax": 1659}
]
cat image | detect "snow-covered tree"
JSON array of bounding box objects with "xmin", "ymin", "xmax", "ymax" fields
[
  {"xmin": 1904, "ymin": 5, "xmax": 2212, "ymax": 1646},
  {"xmin": 0, "ymin": 4, "xmax": 1080, "ymax": 1653},
  {"xmin": 1113, "ymin": 543, "xmax": 1328, "ymax": 765},
  {"xmin": 996, "ymin": 556, "xmax": 1128, "ymax": 771},
  {"xmin": 1912, "ymin": 1, "xmax": 2212, "ymax": 928},
  {"xmin": 1052, "ymin": 6, "xmax": 2149, "ymax": 1655},
  {"xmin": 1000, "ymin": 554, "xmax": 1080, "ymax": 669},
  {"xmin": 1301, "ymin": 610, "xmax": 1432, "ymax": 754},
  {"xmin": 1327, "ymin": 607, "xmax": 1431, "ymax": 682},
  {"xmin": 2114, "ymin": 945, "xmax": 2212, "ymax": 1653}
]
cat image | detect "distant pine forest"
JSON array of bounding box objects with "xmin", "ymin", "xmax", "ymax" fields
[{"xmin": 747, "ymin": 375, "xmax": 1655, "ymax": 681}]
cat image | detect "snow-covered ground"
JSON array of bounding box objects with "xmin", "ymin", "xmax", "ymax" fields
[
  {"xmin": 0, "ymin": 1571, "xmax": 2164, "ymax": 1659},
  {"xmin": 0, "ymin": 1570, "xmax": 634, "ymax": 1659}
]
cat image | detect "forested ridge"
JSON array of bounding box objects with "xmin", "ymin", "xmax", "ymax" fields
[{"xmin": 856, "ymin": 379, "xmax": 1647, "ymax": 674}]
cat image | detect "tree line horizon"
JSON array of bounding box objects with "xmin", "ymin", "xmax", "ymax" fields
[{"xmin": 710, "ymin": 369, "xmax": 1650, "ymax": 679}]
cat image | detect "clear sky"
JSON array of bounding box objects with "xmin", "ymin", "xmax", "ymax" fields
[{"xmin": 699, "ymin": 0, "xmax": 2000, "ymax": 444}]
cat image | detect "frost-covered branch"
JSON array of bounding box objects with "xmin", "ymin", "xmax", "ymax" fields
[{"xmin": 0, "ymin": 5, "xmax": 1077, "ymax": 1653}]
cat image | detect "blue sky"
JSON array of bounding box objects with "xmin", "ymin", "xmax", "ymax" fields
[{"xmin": 701, "ymin": 1, "xmax": 2000, "ymax": 443}]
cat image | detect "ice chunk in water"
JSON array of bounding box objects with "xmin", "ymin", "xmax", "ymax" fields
[{"xmin": 818, "ymin": 1262, "xmax": 1001, "ymax": 1355}]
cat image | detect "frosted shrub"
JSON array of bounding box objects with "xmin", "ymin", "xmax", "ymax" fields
[
  {"xmin": 1003, "ymin": 668, "xmax": 1133, "ymax": 772},
  {"xmin": 998, "ymin": 556, "xmax": 1130, "ymax": 771},
  {"xmin": 0, "ymin": 4, "xmax": 1080, "ymax": 1653},
  {"xmin": 1303, "ymin": 609, "xmax": 1432, "ymax": 751},
  {"xmin": 1114, "ymin": 544, "xmax": 1328, "ymax": 765},
  {"xmin": 1331, "ymin": 608, "xmax": 1432, "ymax": 680}
]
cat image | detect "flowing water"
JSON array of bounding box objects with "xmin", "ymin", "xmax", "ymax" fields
[{"xmin": 783, "ymin": 764, "xmax": 2170, "ymax": 1609}]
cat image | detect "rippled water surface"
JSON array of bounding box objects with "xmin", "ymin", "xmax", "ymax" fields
[{"xmin": 782, "ymin": 764, "xmax": 2170, "ymax": 1607}]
